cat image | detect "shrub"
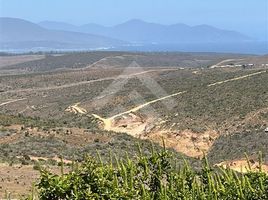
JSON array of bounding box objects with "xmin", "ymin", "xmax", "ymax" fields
[{"xmin": 31, "ymin": 149, "xmax": 268, "ymax": 200}]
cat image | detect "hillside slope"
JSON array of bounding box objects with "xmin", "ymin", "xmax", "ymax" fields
[
  {"xmin": 0, "ymin": 18, "xmax": 126, "ymax": 50},
  {"xmin": 39, "ymin": 19, "xmax": 252, "ymax": 44}
]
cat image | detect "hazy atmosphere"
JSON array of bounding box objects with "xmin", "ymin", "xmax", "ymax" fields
[
  {"xmin": 0, "ymin": 0, "xmax": 267, "ymax": 40},
  {"xmin": 1, "ymin": 0, "xmax": 268, "ymax": 198}
]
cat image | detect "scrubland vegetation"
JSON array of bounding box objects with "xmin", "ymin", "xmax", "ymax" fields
[
  {"xmin": 0, "ymin": 52, "xmax": 267, "ymax": 198},
  {"xmin": 26, "ymin": 148, "xmax": 268, "ymax": 200}
]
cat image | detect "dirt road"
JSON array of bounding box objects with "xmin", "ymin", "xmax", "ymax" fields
[
  {"xmin": 210, "ymin": 58, "xmax": 244, "ymax": 68},
  {"xmin": 208, "ymin": 70, "xmax": 267, "ymax": 87},
  {"xmin": 65, "ymin": 102, "xmax": 87, "ymax": 114},
  {"xmin": 91, "ymin": 70, "xmax": 267, "ymax": 132},
  {"xmin": 3, "ymin": 69, "xmax": 177, "ymax": 94},
  {"xmin": 0, "ymin": 98, "xmax": 26, "ymax": 107},
  {"xmin": 91, "ymin": 91, "xmax": 187, "ymax": 131},
  {"xmin": 65, "ymin": 89, "xmax": 186, "ymax": 131}
]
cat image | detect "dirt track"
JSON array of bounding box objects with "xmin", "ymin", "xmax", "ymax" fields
[
  {"xmin": 0, "ymin": 98, "xmax": 26, "ymax": 107},
  {"xmin": 92, "ymin": 91, "xmax": 187, "ymax": 131},
  {"xmin": 91, "ymin": 70, "xmax": 267, "ymax": 132},
  {"xmin": 210, "ymin": 58, "xmax": 244, "ymax": 68},
  {"xmin": 65, "ymin": 102, "xmax": 87, "ymax": 114},
  {"xmin": 3, "ymin": 69, "xmax": 177, "ymax": 94},
  {"xmin": 208, "ymin": 70, "xmax": 267, "ymax": 86}
]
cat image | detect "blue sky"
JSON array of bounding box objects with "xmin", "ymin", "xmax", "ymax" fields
[{"xmin": 0, "ymin": 0, "xmax": 267, "ymax": 40}]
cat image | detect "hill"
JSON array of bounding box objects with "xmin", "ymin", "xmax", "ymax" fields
[
  {"xmin": 0, "ymin": 52, "xmax": 267, "ymax": 160},
  {"xmin": 39, "ymin": 19, "xmax": 252, "ymax": 44},
  {"xmin": 0, "ymin": 51, "xmax": 267, "ymax": 197},
  {"xmin": 211, "ymin": 54, "xmax": 268, "ymax": 67},
  {"xmin": 0, "ymin": 18, "xmax": 126, "ymax": 51},
  {"xmin": 37, "ymin": 19, "xmax": 268, "ymax": 54},
  {"xmin": 0, "ymin": 51, "xmax": 245, "ymax": 73},
  {"xmin": 1, "ymin": 18, "xmax": 267, "ymax": 53}
]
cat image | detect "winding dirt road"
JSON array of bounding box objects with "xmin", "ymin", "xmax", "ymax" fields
[
  {"xmin": 91, "ymin": 70, "xmax": 267, "ymax": 132},
  {"xmin": 92, "ymin": 91, "xmax": 187, "ymax": 131}
]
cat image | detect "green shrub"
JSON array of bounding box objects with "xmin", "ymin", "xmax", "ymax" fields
[{"xmin": 32, "ymin": 149, "xmax": 268, "ymax": 200}]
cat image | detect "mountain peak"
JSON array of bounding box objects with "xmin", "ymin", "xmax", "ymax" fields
[
  {"xmin": 0, "ymin": 17, "xmax": 126, "ymax": 48},
  {"xmin": 0, "ymin": 17, "xmax": 43, "ymax": 28},
  {"xmin": 124, "ymin": 19, "xmax": 147, "ymax": 24},
  {"xmin": 115, "ymin": 19, "xmax": 148, "ymax": 27},
  {"xmin": 0, "ymin": 17, "xmax": 259, "ymax": 53}
]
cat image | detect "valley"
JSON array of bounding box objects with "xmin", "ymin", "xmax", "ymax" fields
[{"xmin": 0, "ymin": 51, "xmax": 268, "ymax": 198}]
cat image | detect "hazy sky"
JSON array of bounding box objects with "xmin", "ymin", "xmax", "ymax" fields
[{"xmin": 0, "ymin": 0, "xmax": 267, "ymax": 40}]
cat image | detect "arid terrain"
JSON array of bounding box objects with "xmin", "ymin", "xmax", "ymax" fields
[{"xmin": 0, "ymin": 52, "xmax": 268, "ymax": 198}]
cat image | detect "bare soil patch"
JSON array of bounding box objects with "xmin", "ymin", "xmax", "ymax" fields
[{"xmin": 0, "ymin": 164, "xmax": 70, "ymax": 199}]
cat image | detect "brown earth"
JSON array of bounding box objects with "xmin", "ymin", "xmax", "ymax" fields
[
  {"xmin": 0, "ymin": 55, "xmax": 45, "ymax": 68},
  {"xmin": 215, "ymin": 159, "xmax": 268, "ymax": 174},
  {"xmin": 0, "ymin": 163, "xmax": 70, "ymax": 199},
  {"xmin": 145, "ymin": 130, "xmax": 219, "ymax": 158},
  {"xmin": 0, "ymin": 125, "xmax": 110, "ymax": 147},
  {"xmin": 0, "ymin": 52, "xmax": 267, "ymax": 197},
  {"xmin": 90, "ymin": 70, "xmax": 267, "ymax": 158}
]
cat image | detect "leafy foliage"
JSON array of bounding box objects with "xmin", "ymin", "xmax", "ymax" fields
[{"xmin": 32, "ymin": 149, "xmax": 268, "ymax": 200}]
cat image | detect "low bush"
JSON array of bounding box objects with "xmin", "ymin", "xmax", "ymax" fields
[{"xmin": 30, "ymin": 148, "xmax": 267, "ymax": 200}]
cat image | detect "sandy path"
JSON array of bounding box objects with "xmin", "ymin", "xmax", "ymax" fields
[
  {"xmin": 210, "ymin": 58, "xmax": 244, "ymax": 68},
  {"xmin": 65, "ymin": 102, "xmax": 87, "ymax": 114},
  {"xmin": 85, "ymin": 55, "xmax": 124, "ymax": 68},
  {"xmin": 92, "ymin": 114, "xmax": 113, "ymax": 130},
  {"xmin": 0, "ymin": 98, "xmax": 26, "ymax": 107},
  {"xmin": 85, "ymin": 54, "xmax": 147, "ymax": 69},
  {"xmin": 110, "ymin": 91, "xmax": 187, "ymax": 119},
  {"xmin": 208, "ymin": 70, "xmax": 266, "ymax": 87},
  {"xmin": 91, "ymin": 70, "xmax": 267, "ymax": 131},
  {"xmin": 92, "ymin": 91, "xmax": 187, "ymax": 131},
  {"xmin": 66, "ymin": 85, "xmax": 185, "ymax": 131},
  {"xmin": 3, "ymin": 77, "xmax": 115, "ymax": 94},
  {"xmin": 3, "ymin": 69, "xmax": 177, "ymax": 94}
]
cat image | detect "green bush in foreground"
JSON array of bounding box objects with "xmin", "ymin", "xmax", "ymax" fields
[{"xmin": 31, "ymin": 148, "xmax": 267, "ymax": 200}]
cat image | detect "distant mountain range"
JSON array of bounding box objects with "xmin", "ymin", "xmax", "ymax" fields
[
  {"xmin": 0, "ymin": 18, "xmax": 126, "ymax": 51},
  {"xmin": 39, "ymin": 19, "xmax": 251, "ymax": 44},
  {"xmin": 0, "ymin": 17, "xmax": 267, "ymax": 54}
]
